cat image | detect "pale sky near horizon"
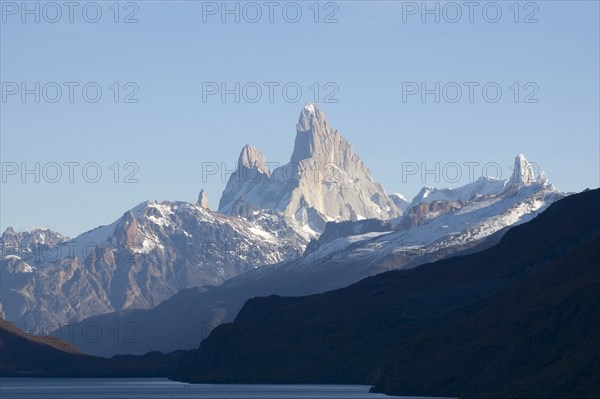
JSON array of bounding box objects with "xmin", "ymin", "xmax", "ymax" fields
[{"xmin": 1, "ymin": 0, "xmax": 599, "ymax": 237}]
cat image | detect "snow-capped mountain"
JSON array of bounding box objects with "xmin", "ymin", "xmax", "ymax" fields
[
  {"xmin": 409, "ymin": 154, "xmax": 552, "ymax": 208},
  {"xmin": 60, "ymin": 154, "xmax": 566, "ymax": 357},
  {"xmin": 1, "ymin": 104, "xmax": 567, "ymax": 352},
  {"xmin": 218, "ymin": 104, "xmax": 402, "ymax": 232},
  {"xmin": 224, "ymin": 156, "xmax": 563, "ymax": 293},
  {"xmin": 410, "ymin": 177, "xmax": 508, "ymax": 206},
  {"xmin": 0, "ymin": 202, "xmax": 309, "ymax": 333},
  {"xmin": 402, "ymin": 154, "xmax": 555, "ymax": 228},
  {"xmin": 1, "ymin": 227, "xmax": 68, "ymax": 256}
]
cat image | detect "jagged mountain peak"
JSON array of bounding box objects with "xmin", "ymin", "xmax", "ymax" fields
[
  {"xmin": 291, "ymin": 103, "xmax": 340, "ymax": 164},
  {"xmin": 508, "ymin": 153, "xmax": 536, "ymax": 187},
  {"xmin": 218, "ymin": 104, "xmax": 402, "ymax": 230},
  {"xmin": 238, "ymin": 144, "xmax": 270, "ymax": 176},
  {"xmin": 218, "ymin": 145, "xmax": 272, "ymax": 215},
  {"xmin": 1, "ymin": 226, "xmax": 68, "ymax": 253},
  {"xmin": 2, "ymin": 226, "xmax": 64, "ymax": 236},
  {"xmin": 506, "ymin": 153, "xmax": 554, "ymax": 189}
]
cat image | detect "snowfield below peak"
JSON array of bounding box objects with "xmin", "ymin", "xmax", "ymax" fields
[{"xmin": 224, "ymin": 170, "xmax": 564, "ymax": 296}]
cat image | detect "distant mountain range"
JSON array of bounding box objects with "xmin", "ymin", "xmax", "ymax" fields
[
  {"xmin": 2, "ymin": 104, "xmax": 564, "ymax": 358},
  {"xmin": 4, "ymin": 189, "xmax": 597, "ymax": 399},
  {"xmin": 172, "ymin": 188, "xmax": 600, "ymax": 399},
  {"xmin": 0, "ymin": 204, "xmax": 309, "ymax": 334}
]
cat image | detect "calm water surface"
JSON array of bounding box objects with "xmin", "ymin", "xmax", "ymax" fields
[{"xmin": 0, "ymin": 378, "xmax": 447, "ymax": 399}]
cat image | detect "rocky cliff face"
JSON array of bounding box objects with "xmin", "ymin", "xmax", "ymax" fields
[{"xmin": 218, "ymin": 104, "xmax": 402, "ymax": 232}]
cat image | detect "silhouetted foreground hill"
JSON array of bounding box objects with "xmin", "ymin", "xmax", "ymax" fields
[
  {"xmin": 375, "ymin": 235, "xmax": 600, "ymax": 399},
  {"xmin": 173, "ymin": 189, "xmax": 600, "ymax": 398},
  {"xmin": 0, "ymin": 319, "xmax": 184, "ymax": 377}
]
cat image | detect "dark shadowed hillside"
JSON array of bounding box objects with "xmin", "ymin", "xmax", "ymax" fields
[
  {"xmin": 374, "ymin": 236, "xmax": 600, "ymax": 398},
  {"xmin": 172, "ymin": 189, "xmax": 600, "ymax": 399},
  {"xmin": 0, "ymin": 319, "xmax": 184, "ymax": 377}
]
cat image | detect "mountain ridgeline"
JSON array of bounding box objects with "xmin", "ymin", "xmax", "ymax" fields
[
  {"xmin": 2, "ymin": 189, "xmax": 597, "ymax": 399},
  {"xmin": 172, "ymin": 189, "xmax": 600, "ymax": 398},
  {"xmin": 0, "ymin": 103, "xmax": 576, "ymax": 386},
  {"xmin": 0, "ymin": 204, "xmax": 309, "ymax": 335},
  {"xmin": 0, "ymin": 104, "xmax": 596, "ymax": 398},
  {"xmin": 3, "ymin": 103, "xmax": 562, "ymax": 357},
  {"xmin": 1, "ymin": 103, "xmax": 405, "ymax": 334},
  {"xmin": 52, "ymin": 161, "xmax": 563, "ymax": 357}
]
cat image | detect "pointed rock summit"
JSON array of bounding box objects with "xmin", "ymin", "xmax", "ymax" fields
[
  {"xmin": 291, "ymin": 103, "xmax": 334, "ymax": 164},
  {"xmin": 507, "ymin": 154, "xmax": 552, "ymax": 188},
  {"xmin": 290, "ymin": 104, "xmax": 375, "ymax": 178},
  {"xmin": 217, "ymin": 104, "xmax": 402, "ymax": 231},
  {"xmin": 197, "ymin": 190, "xmax": 210, "ymax": 209},
  {"xmin": 218, "ymin": 145, "xmax": 272, "ymax": 215},
  {"xmin": 239, "ymin": 144, "xmax": 270, "ymax": 176},
  {"xmin": 509, "ymin": 154, "xmax": 536, "ymax": 186},
  {"xmin": 290, "ymin": 103, "xmax": 367, "ymax": 176}
]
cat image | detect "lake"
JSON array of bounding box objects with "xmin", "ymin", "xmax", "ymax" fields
[{"xmin": 0, "ymin": 378, "xmax": 451, "ymax": 399}]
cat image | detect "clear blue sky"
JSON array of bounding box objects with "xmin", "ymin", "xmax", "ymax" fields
[{"xmin": 1, "ymin": 1, "xmax": 599, "ymax": 237}]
